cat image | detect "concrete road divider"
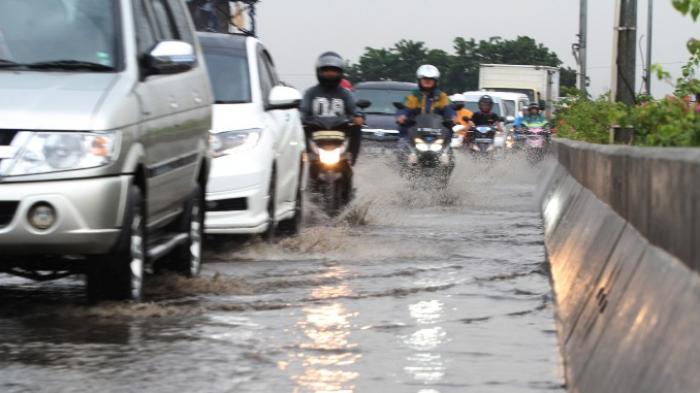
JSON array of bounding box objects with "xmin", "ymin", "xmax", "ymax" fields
[{"xmin": 540, "ymin": 139, "xmax": 700, "ymax": 393}]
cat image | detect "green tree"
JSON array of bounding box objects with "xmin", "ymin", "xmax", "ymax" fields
[{"xmin": 347, "ymin": 36, "xmax": 576, "ymax": 93}]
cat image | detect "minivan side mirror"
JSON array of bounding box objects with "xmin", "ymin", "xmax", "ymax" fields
[
  {"xmin": 146, "ymin": 41, "xmax": 196, "ymax": 75},
  {"xmin": 356, "ymin": 99, "xmax": 371, "ymax": 109},
  {"xmin": 267, "ymin": 86, "xmax": 302, "ymax": 110}
]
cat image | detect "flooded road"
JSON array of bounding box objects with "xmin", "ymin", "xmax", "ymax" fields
[{"xmin": 0, "ymin": 154, "xmax": 564, "ymax": 393}]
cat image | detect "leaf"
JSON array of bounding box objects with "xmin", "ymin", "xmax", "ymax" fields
[{"xmin": 674, "ymin": 0, "xmax": 690, "ymax": 14}]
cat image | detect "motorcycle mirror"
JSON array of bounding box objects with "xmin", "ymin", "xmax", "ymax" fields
[
  {"xmin": 393, "ymin": 102, "xmax": 406, "ymax": 110},
  {"xmin": 356, "ymin": 99, "xmax": 371, "ymax": 109}
]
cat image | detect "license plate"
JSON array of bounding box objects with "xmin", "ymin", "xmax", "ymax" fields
[
  {"xmin": 527, "ymin": 139, "xmax": 544, "ymax": 148},
  {"xmin": 475, "ymin": 138, "xmax": 493, "ymax": 144}
]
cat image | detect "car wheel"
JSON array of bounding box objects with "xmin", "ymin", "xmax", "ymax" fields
[
  {"xmin": 263, "ymin": 168, "xmax": 276, "ymax": 242},
  {"xmin": 87, "ymin": 186, "xmax": 146, "ymax": 303},
  {"xmin": 277, "ymin": 162, "xmax": 304, "ymax": 236},
  {"xmin": 171, "ymin": 184, "xmax": 204, "ymax": 277}
]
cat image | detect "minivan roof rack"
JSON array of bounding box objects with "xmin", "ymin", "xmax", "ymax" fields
[{"xmin": 187, "ymin": 0, "xmax": 260, "ymax": 37}]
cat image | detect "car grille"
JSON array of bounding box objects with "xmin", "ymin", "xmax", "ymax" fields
[
  {"xmin": 0, "ymin": 201, "xmax": 19, "ymax": 228},
  {"xmin": 206, "ymin": 198, "xmax": 248, "ymax": 212}
]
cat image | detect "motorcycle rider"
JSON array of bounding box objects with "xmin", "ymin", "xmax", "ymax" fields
[
  {"xmin": 469, "ymin": 95, "xmax": 502, "ymax": 141},
  {"xmin": 450, "ymin": 94, "xmax": 474, "ymax": 128},
  {"xmin": 396, "ymin": 65, "xmax": 455, "ymax": 139},
  {"xmin": 300, "ymin": 51, "xmax": 364, "ymax": 165},
  {"xmin": 521, "ymin": 102, "xmax": 548, "ymax": 129},
  {"xmin": 470, "ymin": 95, "xmax": 502, "ymax": 128}
]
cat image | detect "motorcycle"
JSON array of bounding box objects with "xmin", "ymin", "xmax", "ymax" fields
[
  {"xmin": 399, "ymin": 111, "xmax": 455, "ymax": 188},
  {"xmin": 520, "ymin": 125, "xmax": 551, "ymax": 164},
  {"xmin": 305, "ymin": 117, "xmax": 355, "ymax": 216},
  {"xmin": 467, "ymin": 125, "xmax": 497, "ymax": 159}
]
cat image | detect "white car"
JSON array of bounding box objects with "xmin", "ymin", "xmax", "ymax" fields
[
  {"xmin": 485, "ymin": 92, "xmax": 531, "ymax": 123},
  {"xmin": 198, "ymin": 32, "xmax": 305, "ymax": 237}
]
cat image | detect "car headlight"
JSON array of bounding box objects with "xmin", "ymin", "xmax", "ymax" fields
[
  {"xmin": 319, "ymin": 147, "xmax": 342, "ymax": 165},
  {"xmin": 210, "ymin": 129, "xmax": 261, "ymax": 157},
  {"xmin": 1, "ymin": 131, "xmax": 120, "ymax": 176}
]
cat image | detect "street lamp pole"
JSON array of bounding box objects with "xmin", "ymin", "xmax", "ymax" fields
[
  {"xmin": 645, "ymin": 0, "xmax": 654, "ymax": 95},
  {"xmin": 579, "ymin": 0, "xmax": 588, "ymax": 95},
  {"xmin": 615, "ymin": 0, "xmax": 638, "ymax": 105}
]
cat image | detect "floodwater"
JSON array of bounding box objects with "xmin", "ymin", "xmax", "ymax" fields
[{"xmin": 0, "ymin": 152, "xmax": 565, "ymax": 393}]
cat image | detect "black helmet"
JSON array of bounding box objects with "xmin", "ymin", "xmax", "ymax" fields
[
  {"xmin": 316, "ymin": 51, "xmax": 344, "ymax": 88},
  {"xmin": 528, "ymin": 102, "xmax": 540, "ymax": 110},
  {"xmin": 478, "ymin": 95, "xmax": 494, "ymax": 105}
]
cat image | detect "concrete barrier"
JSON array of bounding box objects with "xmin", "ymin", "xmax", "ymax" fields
[{"xmin": 540, "ymin": 140, "xmax": 700, "ymax": 393}]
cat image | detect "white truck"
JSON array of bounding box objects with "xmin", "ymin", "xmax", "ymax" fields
[{"xmin": 478, "ymin": 64, "xmax": 560, "ymax": 118}]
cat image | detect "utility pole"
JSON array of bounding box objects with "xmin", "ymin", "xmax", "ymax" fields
[
  {"xmin": 615, "ymin": 0, "xmax": 639, "ymax": 105},
  {"xmin": 645, "ymin": 0, "xmax": 653, "ymax": 95},
  {"xmin": 579, "ymin": 0, "xmax": 588, "ymax": 95}
]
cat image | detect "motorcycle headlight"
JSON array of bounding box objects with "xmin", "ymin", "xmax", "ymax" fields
[
  {"xmin": 210, "ymin": 128, "xmax": 261, "ymax": 157},
  {"xmin": 429, "ymin": 138, "xmax": 444, "ymax": 152},
  {"xmin": 2, "ymin": 131, "xmax": 120, "ymax": 176},
  {"xmin": 319, "ymin": 147, "xmax": 342, "ymax": 165},
  {"xmin": 415, "ymin": 143, "xmax": 429, "ymax": 152}
]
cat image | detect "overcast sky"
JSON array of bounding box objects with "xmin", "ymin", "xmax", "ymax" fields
[{"xmin": 255, "ymin": 0, "xmax": 697, "ymax": 97}]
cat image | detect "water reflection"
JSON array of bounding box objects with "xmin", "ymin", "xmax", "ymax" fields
[
  {"xmin": 290, "ymin": 266, "xmax": 359, "ymax": 393},
  {"xmin": 404, "ymin": 300, "xmax": 446, "ymax": 391}
]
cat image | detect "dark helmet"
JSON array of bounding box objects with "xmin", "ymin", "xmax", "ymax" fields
[
  {"xmin": 316, "ymin": 51, "xmax": 345, "ymax": 88},
  {"xmin": 528, "ymin": 102, "xmax": 541, "ymax": 111},
  {"xmin": 479, "ymin": 95, "xmax": 494, "ymax": 106}
]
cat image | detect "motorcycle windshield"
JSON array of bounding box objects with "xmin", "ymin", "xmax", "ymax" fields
[{"xmin": 409, "ymin": 114, "xmax": 448, "ymax": 140}]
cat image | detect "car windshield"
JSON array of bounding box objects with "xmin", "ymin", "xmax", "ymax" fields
[
  {"xmin": 503, "ymin": 100, "xmax": 516, "ymax": 117},
  {"xmin": 0, "ymin": 0, "xmax": 119, "ymax": 69},
  {"xmin": 465, "ymin": 101, "xmax": 502, "ymax": 116},
  {"xmin": 202, "ymin": 48, "xmax": 252, "ymax": 104},
  {"xmin": 355, "ymin": 88, "xmax": 413, "ymax": 115}
]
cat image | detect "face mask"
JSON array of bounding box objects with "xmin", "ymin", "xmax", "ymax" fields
[{"xmin": 318, "ymin": 74, "xmax": 342, "ymax": 89}]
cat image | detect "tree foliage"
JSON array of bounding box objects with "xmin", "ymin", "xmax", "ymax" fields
[{"xmin": 347, "ymin": 36, "xmax": 576, "ymax": 93}]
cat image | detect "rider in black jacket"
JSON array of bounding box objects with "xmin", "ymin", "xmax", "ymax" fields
[{"xmin": 300, "ymin": 52, "xmax": 364, "ymax": 165}]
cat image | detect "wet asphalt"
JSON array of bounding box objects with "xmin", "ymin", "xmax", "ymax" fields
[{"xmin": 0, "ymin": 151, "xmax": 564, "ymax": 393}]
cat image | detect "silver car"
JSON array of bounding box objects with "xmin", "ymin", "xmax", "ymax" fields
[{"xmin": 0, "ymin": 0, "xmax": 213, "ymax": 302}]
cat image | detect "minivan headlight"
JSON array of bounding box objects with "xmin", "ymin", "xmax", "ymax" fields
[
  {"xmin": 210, "ymin": 129, "xmax": 261, "ymax": 157},
  {"xmin": 3, "ymin": 131, "xmax": 120, "ymax": 176}
]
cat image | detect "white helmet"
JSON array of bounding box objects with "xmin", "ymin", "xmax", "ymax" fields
[
  {"xmin": 416, "ymin": 64, "xmax": 440, "ymax": 80},
  {"xmin": 450, "ymin": 93, "xmax": 466, "ymax": 103}
]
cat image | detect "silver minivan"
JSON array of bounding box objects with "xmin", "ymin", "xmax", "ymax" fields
[{"xmin": 0, "ymin": 0, "xmax": 213, "ymax": 302}]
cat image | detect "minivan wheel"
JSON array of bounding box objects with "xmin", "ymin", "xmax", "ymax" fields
[
  {"xmin": 277, "ymin": 166, "xmax": 303, "ymax": 236},
  {"xmin": 87, "ymin": 186, "xmax": 146, "ymax": 303},
  {"xmin": 172, "ymin": 185, "xmax": 204, "ymax": 277}
]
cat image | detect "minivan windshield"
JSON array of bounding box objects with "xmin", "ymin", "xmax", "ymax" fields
[
  {"xmin": 355, "ymin": 89, "xmax": 412, "ymax": 115},
  {"xmin": 0, "ymin": 0, "xmax": 119, "ymax": 70},
  {"xmin": 202, "ymin": 48, "xmax": 252, "ymax": 104},
  {"xmin": 503, "ymin": 100, "xmax": 516, "ymax": 117}
]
